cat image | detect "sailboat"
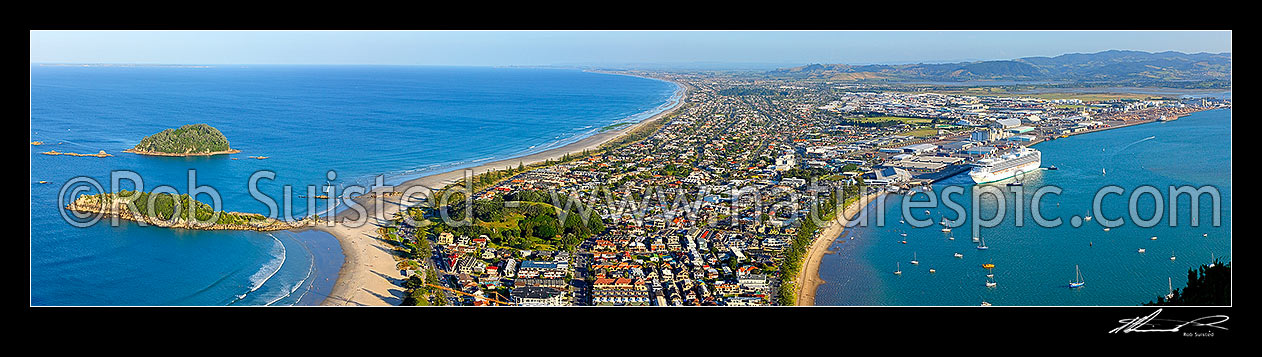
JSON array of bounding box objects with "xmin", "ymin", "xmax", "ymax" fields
[
  {"xmin": 1209, "ymin": 253, "xmax": 1216, "ymax": 268},
  {"xmin": 910, "ymin": 252, "xmax": 919, "ymax": 265},
  {"xmin": 985, "ymin": 275, "xmax": 997, "ymax": 288},
  {"xmin": 1166, "ymin": 277, "xmax": 1175, "ymax": 300},
  {"xmin": 1084, "ymin": 211, "xmax": 1092, "ymax": 221},
  {"xmin": 894, "ymin": 262, "xmax": 902, "ymax": 275},
  {"xmin": 1170, "ymin": 251, "xmax": 1176, "ymax": 261},
  {"xmin": 1068, "ymin": 265, "xmax": 1085, "ymax": 288},
  {"xmin": 976, "ymin": 236, "xmax": 989, "ymax": 250}
]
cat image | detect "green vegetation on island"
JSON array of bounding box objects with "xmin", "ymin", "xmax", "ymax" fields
[
  {"xmin": 66, "ymin": 190, "xmax": 312, "ymax": 231},
  {"xmin": 125, "ymin": 123, "xmax": 240, "ymax": 156}
]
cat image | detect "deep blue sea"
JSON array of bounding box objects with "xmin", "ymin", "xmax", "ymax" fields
[
  {"xmin": 815, "ymin": 108, "xmax": 1232, "ymax": 306},
  {"xmin": 30, "ymin": 65, "xmax": 680, "ymax": 306}
]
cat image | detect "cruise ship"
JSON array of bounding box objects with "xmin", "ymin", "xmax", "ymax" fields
[{"xmin": 968, "ymin": 146, "xmax": 1041, "ymax": 184}]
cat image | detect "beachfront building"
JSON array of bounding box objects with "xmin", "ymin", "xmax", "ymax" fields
[{"xmin": 510, "ymin": 286, "xmax": 567, "ymax": 306}]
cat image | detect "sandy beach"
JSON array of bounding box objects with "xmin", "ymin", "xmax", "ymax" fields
[
  {"xmin": 312, "ymin": 78, "xmax": 688, "ymax": 306},
  {"xmin": 795, "ymin": 191, "xmax": 884, "ymax": 306}
]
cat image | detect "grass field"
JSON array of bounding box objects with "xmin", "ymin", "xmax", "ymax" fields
[{"xmin": 899, "ymin": 128, "xmax": 941, "ymax": 137}]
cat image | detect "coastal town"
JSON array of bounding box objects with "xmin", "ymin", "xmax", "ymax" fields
[{"xmin": 378, "ymin": 72, "xmax": 1231, "ymax": 306}]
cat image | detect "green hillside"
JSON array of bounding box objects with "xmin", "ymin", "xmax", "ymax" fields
[{"xmin": 130, "ymin": 124, "xmax": 234, "ymax": 155}]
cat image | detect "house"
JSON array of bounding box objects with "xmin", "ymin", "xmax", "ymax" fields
[
  {"xmin": 437, "ymin": 232, "xmax": 454, "ymax": 245},
  {"xmin": 503, "ymin": 258, "xmax": 517, "ymax": 278}
]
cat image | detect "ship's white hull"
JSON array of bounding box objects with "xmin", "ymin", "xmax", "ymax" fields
[{"xmin": 969, "ymin": 159, "xmax": 1041, "ymax": 184}]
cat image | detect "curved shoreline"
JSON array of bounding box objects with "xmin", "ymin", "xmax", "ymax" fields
[
  {"xmin": 795, "ymin": 108, "xmax": 1226, "ymax": 306},
  {"xmin": 795, "ymin": 192, "xmax": 884, "ymax": 306},
  {"xmin": 310, "ymin": 74, "xmax": 689, "ymax": 306}
]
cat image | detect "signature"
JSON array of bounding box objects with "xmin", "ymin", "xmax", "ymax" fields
[{"xmin": 1109, "ymin": 309, "xmax": 1229, "ymax": 334}]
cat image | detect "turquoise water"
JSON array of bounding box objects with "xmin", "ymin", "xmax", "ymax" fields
[
  {"xmin": 30, "ymin": 65, "xmax": 680, "ymax": 306},
  {"xmin": 815, "ymin": 108, "xmax": 1231, "ymax": 306}
]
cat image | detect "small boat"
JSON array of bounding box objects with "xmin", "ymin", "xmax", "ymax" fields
[
  {"xmin": 1166, "ymin": 277, "xmax": 1175, "ymax": 300},
  {"xmin": 954, "ymin": 253, "xmax": 964, "ymax": 258},
  {"xmin": 982, "ymin": 263, "xmax": 994, "ymax": 269},
  {"xmin": 1047, "ymin": 165, "xmax": 1058, "ymax": 170},
  {"xmin": 929, "ymin": 269, "xmax": 936, "ymax": 274},
  {"xmin": 900, "ymin": 240, "xmax": 907, "ymax": 244},
  {"xmin": 910, "ymin": 252, "xmax": 919, "ymax": 265},
  {"xmin": 941, "ymin": 227, "xmax": 951, "ymax": 232},
  {"xmin": 1151, "ymin": 236, "xmax": 1158, "ymax": 240},
  {"xmin": 1103, "ymin": 228, "xmax": 1110, "ymax": 232},
  {"xmin": 1006, "ymin": 181, "xmax": 1022, "ymax": 187},
  {"xmin": 901, "ymin": 233, "xmax": 907, "ymax": 237},
  {"xmin": 971, "ymin": 236, "xmax": 980, "ymax": 243},
  {"xmin": 980, "ymin": 301, "xmax": 992, "ymax": 306},
  {"xmin": 1138, "ymin": 248, "xmax": 1146, "ymax": 253},
  {"xmin": 1068, "ymin": 265, "xmax": 1085, "ymax": 288},
  {"xmin": 1203, "ymin": 233, "xmax": 1208, "ymax": 237}
]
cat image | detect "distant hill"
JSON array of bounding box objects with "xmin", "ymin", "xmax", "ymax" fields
[
  {"xmin": 125, "ymin": 123, "xmax": 239, "ymax": 156},
  {"xmin": 768, "ymin": 50, "xmax": 1231, "ymax": 86}
]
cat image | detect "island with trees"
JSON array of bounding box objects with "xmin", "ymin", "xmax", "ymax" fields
[
  {"xmin": 66, "ymin": 191, "xmax": 314, "ymax": 231},
  {"xmin": 123, "ymin": 123, "xmax": 241, "ymax": 156}
]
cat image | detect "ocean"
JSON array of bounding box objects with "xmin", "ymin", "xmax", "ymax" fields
[
  {"xmin": 814, "ymin": 108, "xmax": 1232, "ymax": 306},
  {"xmin": 30, "ymin": 65, "xmax": 680, "ymax": 306}
]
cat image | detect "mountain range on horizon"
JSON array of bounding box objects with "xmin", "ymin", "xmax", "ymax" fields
[{"xmin": 767, "ymin": 50, "xmax": 1232, "ymax": 87}]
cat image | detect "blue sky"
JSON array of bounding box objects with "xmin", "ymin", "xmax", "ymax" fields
[{"xmin": 30, "ymin": 30, "xmax": 1231, "ymax": 68}]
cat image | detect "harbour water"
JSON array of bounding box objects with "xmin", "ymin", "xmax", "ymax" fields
[
  {"xmin": 30, "ymin": 65, "xmax": 680, "ymax": 305},
  {"xmin": 814, "ymin": 108, "xmax": 1231, "ymax": 306}
]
